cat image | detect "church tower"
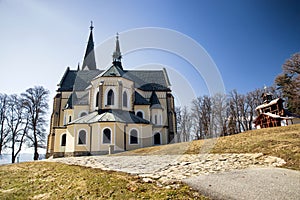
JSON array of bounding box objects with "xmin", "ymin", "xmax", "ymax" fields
[{"xmin": 81, "ymin": 21, "xmax": 97, "ymax": 70}]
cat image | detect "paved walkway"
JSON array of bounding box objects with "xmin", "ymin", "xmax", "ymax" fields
[
  {"xmin": 47, "ymin": 153, "xmax": 299, "ymax": 199},
  {"xmin": 184, "ymin": 167, "xmax": 300, "ymax": 200}
]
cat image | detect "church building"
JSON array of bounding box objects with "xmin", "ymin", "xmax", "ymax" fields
[{"xmin": 46, "ymin": 24, "xmax": 177, "ymax": 158}]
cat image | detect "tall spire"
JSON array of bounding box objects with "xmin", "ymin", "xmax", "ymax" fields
[
  {"xmin": 82, "ymin": 21, "xmax": 97, "ymax": 70},
  {"xmin": 112, "ymin": 33, "xmax": 123, "ymax": 69}
]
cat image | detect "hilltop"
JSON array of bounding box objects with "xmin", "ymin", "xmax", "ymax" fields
[{"xmin": 119, "ymin": 124, "xmax": 300, "ymax": 170}]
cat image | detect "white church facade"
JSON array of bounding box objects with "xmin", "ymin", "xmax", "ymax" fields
[{"xmin": 46, "ymin": 24, "xmax": 177, "ymax": 158}]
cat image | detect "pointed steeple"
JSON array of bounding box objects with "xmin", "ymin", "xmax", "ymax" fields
[
  {"xmin": 82, "ymin": 21, "xmax": 97, "ymax": 70},
  {"xmin": 112, "ymin": 33, "xmax": 123, "ymax": 69},
  {"xmin": 150, "ymin": 91, "xmax": 162, "ymax": 109}
]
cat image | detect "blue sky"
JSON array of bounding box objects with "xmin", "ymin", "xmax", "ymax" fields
[{"xmin": 0, "ymin": 0, "xmax": 299, "ymax": 106}]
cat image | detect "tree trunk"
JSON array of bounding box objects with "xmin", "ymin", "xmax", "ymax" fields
[
  {"xmin": 34, "ymin": 151, "xmax": 39, "ymax": 160},
  {"xmin": 33, "ymin": 137, "xmax": 39, "ymax": 160}
]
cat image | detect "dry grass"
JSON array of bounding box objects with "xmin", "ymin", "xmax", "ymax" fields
[
  {"xmin": 0, "ymin": 162, "xmax": 207, "ymax": 199},
  {"xmin": 207, "ymin": 124, "xmax": 300, "ymax": 170},
  {"xmin": 2, "ymin": 125, "xmax": 298, "ymax": 199},
  {"xmin": 197, "ymin": 124, "xmax": 300, "ymax": 170},
  {"xmin": 122, "ymin": 124, "xmax": 300, "ymax": 170}
]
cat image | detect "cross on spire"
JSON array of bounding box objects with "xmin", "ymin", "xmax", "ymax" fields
[
  {"xmin": 81, "ymin": 21, "xmax": 97, "ymax": 70},
  {"xmin": 90, "ymin": 21, "xmax": 94, "ymax": 31},
  {"xmin": 113, "ymin": 33, "xmax": 122, "ymax": 62},
  {"xmin": 112, "ymin": 32, "xmax": 123, "ymax": 69}
]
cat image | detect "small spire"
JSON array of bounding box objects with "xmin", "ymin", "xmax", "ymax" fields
[
  {"xmin": 113, "ymin": 33, "xmax": 122, "ymax": 62},
  {"xmin": 77, "ymin": 62, "xmax": 80, "ymax": 71}
]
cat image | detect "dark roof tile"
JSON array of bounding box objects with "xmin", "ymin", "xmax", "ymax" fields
[
  {"xmin": 134, "ymin": 91, "xmax": 150, "ymax": 105},
  {"xmin": 58, "ymin": 69, "xmax": 102, "ymax": 92},
  {"xmin": 150, "ymin": 91, "xmax": 162, "ymax": 109},
  {"xmin": 58, "ymin": 68, "xmax": 170, "ymax": 92}
]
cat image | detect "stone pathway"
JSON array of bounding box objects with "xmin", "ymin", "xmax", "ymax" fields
[{"xmin": 47, "ymin": 153, "xmax": 286, "ymax": 186}]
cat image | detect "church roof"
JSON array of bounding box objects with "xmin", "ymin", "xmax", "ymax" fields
[
  {"xmin": 57, "ymin": 68, "xmax": 102, "ymax": 92},
  {"xmin": 65, "ymin": 92, "xmax": 89, "ymax": 109},
  {"xmin": 69, "ymin": 110, "xmax": 150, "ymax": 124},
  {"xmin": 124, "ymin": 70, "xmax": 171, "ymax": 91},
  {"xmin": 134, "ymin": 91, "xmax": 150, "ymax": 105},
  {"xmin": 64, "ymin": 92, "xmax": 77, "ymax": 109},
  {"xmin": 58, "ymin": 25, "xmax": 170, "ymax": 92},
  {"xmin": 255, "ymin": 98, "xmax": 284, "ymax": 110},
  {"xmin": 149, "ymin": 91, "xmax": 162, "ymax": 109},
  {"xmin": 101, "ymin": 65, "xmax": 125, "ymax": 77},
  {"xmin": 58, "ymin": 68, "xmax": 170, "ymax": 92},
  {"xmin": 253, "ymin": 112, "xmax": 294, "ymax": 125}
]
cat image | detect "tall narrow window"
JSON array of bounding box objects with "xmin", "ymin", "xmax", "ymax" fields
[
  {"xmin": 69, "ymin": 116, "xmax": 72, "ymax": 123},
  {"xmin": 103, "ymin": 128, "xmax": 111, "ymax": 144},
  {"xmin": 96, "ymin": 91, "xmax": 99, "ymax": 107},
  {"xmin": 155, "ymin": 115, "xmax": 158, "ymax": 124},
  {"xmin": 107, "ymin": 90, "xmax": 114, "ymax": 105},
  {"xmin": 123, "ymin": 91, "xmax": 128, "ymax": 107},
  {"xmin": 78, "ymin": 130, "xmax": 86, "ymax": 145},
  {"xmin": 61, "ymin": 134, "xmax": 66, "ymax": 146},
  {"xmin": 154, "ymin": 132, "xmax": 161, "ymax": 145},
  {"xmin": 130, "ymin": 129, "xmax": 138, "ymax": 144},
  {"xmin": 137, "ymin": 111, "xmax": 143, "ymax": 119}
]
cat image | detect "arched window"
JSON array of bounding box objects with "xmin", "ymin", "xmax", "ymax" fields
[
  {"xmin": 95, "ymin": 91, "xmax": 99, "ymax": 107},
  {"xmin": 136, "ymin": 111, "xmax": 143, "ymax": 119},
  {"xmin": 154, "ymin": 132, "xmax": 161, "ymax": 145},
  {"xmin": 78, "ymin": 130, "xmax": 86, "ymax": 145},
  {"xmin": 103, "ymin": 128, "xmax": 111, "ymax": 144},
  {"xmin": 123, "ymin": 91, "xmax": 128, "ymax": 107},
  {"xmin": 154, "ymin": 115, "xmax": 158, "ymax": 124},
  {"xmin": 80, "ymin": 112, "xmax": 87, "ymax": 117},
  {"xmin": 61, "ymin": 134, "xmax": 66, "ymax": 146},
  {"xmin": 107, "ymin": 90, "xmax": 114, "ymax": 105},
  {"xmin": 130, "ymin": 129, "xmax": 138, "ymax": 144},
  {"xmin": 69, "ymin": 116, "xmax": 72, "ymax": 123}
]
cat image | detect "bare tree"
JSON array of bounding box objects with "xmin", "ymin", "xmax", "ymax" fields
[
  {"xmin": 181, "ymin": 106, "xmax": 192, "ymax": 142},
  {"xmin": 211, "ymin": 93, "xmax": 227, "ymax": 137},
  {"xmin": 229, "ymin": 90, "xmax": 244, "ymax": 133},
  {"xmin": 175, "ymin": 106, "xmax": 182, "ymax": 142},
  {"xmin": 245, "ymin": 88, "xmax": 264, "ymax": 130},
  {"xmin": 7, "ymin": 95, "xmax": 29, "ymax": 163},
  {"xmin": 191, "ymin": 97, "xmax": 203, "ymax": 140},
  {"xmin": 176, "ymin": 106, "xmax": 192, "ymax": 142},
  {"xmin": 0, "ymin": 94, "xmax": 9, "ymax": 155},
  {"xmin": 22, "ymin": 86, "xmax": 49, "ymax": 160},
  {"xmin": 191, "ymin": 96, "xmax": 213, "ymax": 139},
  {"xmin": 201, "ymin": 96, "xmax": 212, "ymax": 138}
]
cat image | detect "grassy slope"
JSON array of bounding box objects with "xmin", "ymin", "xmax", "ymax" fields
[
  {"xmin": 188, "ymin": 124, "xmax": 300, "ymax": 170},
  {"xmin": 123, "ymin": 124, "xmax": 300, "ymax": 170},
  {"xmin": 0, "ymin": 162, "xmax": 206, "ymax": 200},
  {"xmin": 1, "ymin": 125, "xmax": 298, "ymax": 199}
]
